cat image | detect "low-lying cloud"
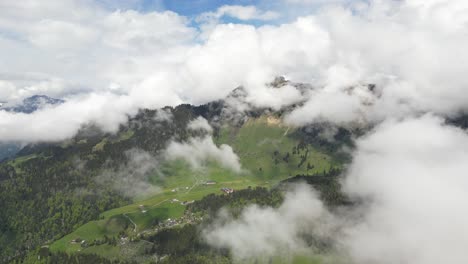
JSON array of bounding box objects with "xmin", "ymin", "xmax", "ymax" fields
[
  {"xmin": 165, "ymin": 117, "xmax": 242, "ymax": 173},
  {"xmin": 204, "ymin": 184, "xmax": 335, "ymax": 262},
  {"xmin": 97, "ymin": 148, "xmax": 161, "ymax": 198},
  {"xmin": 204, "ymin": 115, "xmax": 468, "ymax": 264},
  {"xmin": 0, "ymin": 93, "xmax": 136, "ymax": 142},
  {"xmin": 166, "ymin": 136, "xmax": 242, "ymax": 173},
  {"xmin": 187, "ymin": 116, "xmax": 213, "ymax": 133},
  {"xmin": 341, "ymin": 115, "xmax": 468, "ymax": 264}
]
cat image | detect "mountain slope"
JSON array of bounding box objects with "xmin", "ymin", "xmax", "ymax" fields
[
  {"xmin": 0, "ymin": 98, "xmax": 351, "ymax": 263},
  {"xmin": 45, "ymin": 115, "xmax": 345, "ymax": 262}
]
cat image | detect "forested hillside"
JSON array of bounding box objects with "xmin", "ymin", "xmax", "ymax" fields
[{"xmin": 0, "ymin": 104, "xmax": 201, "ymax": 262}]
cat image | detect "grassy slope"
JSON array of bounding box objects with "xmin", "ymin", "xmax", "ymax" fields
[
  {"xmin": 49, "ymin": 115, "xmax": 337, "ymax": 260},
  {"xmin": 6, "ymin": 154, "xmax": 39, "ymax": 173},
  {"xmin": 216, "ymin": 115, "xmax": 336, "ymax": 180}
]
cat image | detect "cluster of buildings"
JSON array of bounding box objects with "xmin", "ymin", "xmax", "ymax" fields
[
  {"xmin": 221, "ymin": 187, "xmax": 234, "ymax": 194},
  {"xmin": 138, "ymin": 205, "xmax": 147, "ymax": 213},
  {"xmin": 170, "ymin": 198, "xmax": 194, "ymax": 205},
  {"xmin": 181, "ymin": 200, "xmax": 195, "ymax": 205}
]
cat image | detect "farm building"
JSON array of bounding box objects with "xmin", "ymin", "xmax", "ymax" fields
[
  {"xmin": 204, "ymin": 180, "xmax": 217, "ymax": 185},
  {"xmin": 221, "ymin": 187, "xmax": 234, "ymax": 194}
]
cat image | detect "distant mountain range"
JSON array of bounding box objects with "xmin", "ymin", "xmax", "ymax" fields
[
  {"xmin": 0, "ymin": 95, "xmax": 65, "ymax": 161},
  {"xmin": 0, "ymin": 95, "xmax": 64, "ymax": 114}
]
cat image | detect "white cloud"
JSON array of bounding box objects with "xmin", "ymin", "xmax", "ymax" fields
[
  {"xmin": 0, "ymin": 81, "xmax": 16, "ymax": 102},
  {"xmin": 281, "ymin": 0, "xmax": 468, "ymax": 125},
  {"xmin": 165, "ymin": 136, "xmax": 242, "ymax": 173},
  {"xmin": 0, "ymin": 0, "xmax": 99, "ymax": 24},
  {"xmin": 153, "ymin": 108, "xmax": 173, "ymax": 122},
  {"xmin": 341, "ymin": 115, "xmax": 468, "ymax": 264},
  {"xmin": 101, "ymin": 10, "xmax": 195, "ymax": 51},
  {"xmin": 285, "ymin": 84, "xmax": 373, "ymax": 125},
  {"xmin": 97, "ymin": 149, "xmax": 161, "ymax": 198},
  {"xmin": 0, "ymin": 93, "xmax": 135, "ymax": 142},
  {"xmin": 246, "ymin": 84, "xmax": 304, "ymax": 110},
  {"xmin": 27, "ymin": 19, "xmax": 98, "ymax": 50},
  {"xmin": 0, "ymin": 3, "xmax": 195, "ymax": 102},
  {"xmin": 188, "ymin": 117, "xmax": 213, "ymax": 133},
  {"xmin": 1, "ymin": 0, "xmax": 468, "ymax": 145},
  {"xmin": 204, "ymin": 184, "xmax": 334, "ymax": 261}
]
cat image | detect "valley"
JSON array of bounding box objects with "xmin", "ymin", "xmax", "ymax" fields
[{"xmin": 41, "ymin": 114, "xmax": 341, "ymax": 262}]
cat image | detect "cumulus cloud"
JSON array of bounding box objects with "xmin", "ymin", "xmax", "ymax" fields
[
  {"xmin": 0, "ymin": 2, "xmax": 195, "ymax": 103},
  {"xmin": 0, "ymin": 75, "xmax": 84, "ymax": 103},
  {"xmin": 279, "ymin": 0, "xmax": 468, "ymax": 126},
  {"xmin": 1, "ymin": 0, "xmax": 468, "ymax": 144},
  {"xmin": 285, "ymin": 84, "xmax": 373, "ymax": 126},
  {"xmin": 204, "ymin": 184, "xmax": 336, "ymax": 261},
  {"xmin": 101, "ymin": 10, "xmax": 195, "ymax": 51},
  {"xmin": 245, "ymin": 84, "xmax": 305, "ymax": 111},
  {"xmin": 165, "ymin": 136, "xmax": 242, "ymax": 173},
  {"xmin": 341, "ymin": 115, "xmax": 468, "ymax": 264},
  {"xmin": 187, "ymin": 117, "xmax": 213, "ymax": 133}
]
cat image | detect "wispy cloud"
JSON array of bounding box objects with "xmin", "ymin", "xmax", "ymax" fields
[
  {"xmin": 197, "ymin": 5, "xmax": 280, "ymax": 22},
  {"xmin": 97, "ymin": 148, "xmax": 161, "ymax": 198}
]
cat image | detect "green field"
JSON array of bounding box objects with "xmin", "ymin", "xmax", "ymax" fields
[
  {"xmin": 50, "ymin": 115, "xmax": 338, "ymax": 260},
  {"xmin": 7, "ymin": 154, "xmax": 39, "ymax": 173}
]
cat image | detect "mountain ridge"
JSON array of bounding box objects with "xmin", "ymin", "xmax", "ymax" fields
[{"xmin": 0, "ymin": 95, "xmax": 64, "ymax": 114}]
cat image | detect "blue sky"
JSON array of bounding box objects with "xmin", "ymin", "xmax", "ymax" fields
[
  {"xmin": 97, "ymin": 0, "xmax": 271, "ymax": 15},
  {"xmin": 95, "ymin": 0, "xmax": 342, "ymax": 25},
  {"xmin": 137, "ymin": 0, "xmax": 276, "ymax": 16}
]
